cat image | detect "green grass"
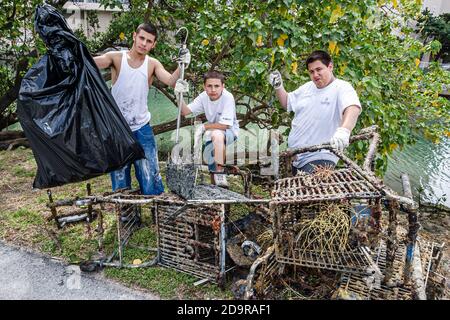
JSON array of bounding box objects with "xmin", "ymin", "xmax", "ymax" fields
[{"xmin": 13, "ymin": 165, "xmax": 35, "ymax": 178}]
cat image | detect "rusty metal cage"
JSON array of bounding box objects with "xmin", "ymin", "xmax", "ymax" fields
[
  {"xmin": 155, "ymin": 186, "xmax": 270, "ymax": 286},
  {"xmin": 270, "ymin": 126, "xmax": 398, "ymax": 276},
  {"xmin": 156, "ymin": 196, "xmax": 226, "ymax": 284},
  {"xmin": 272, "ymin": 200, "xmax": 381, "ymax": 275},
  {"xmin": 338, "ymin": 240, "xmax": 413, "ymax": 300}
]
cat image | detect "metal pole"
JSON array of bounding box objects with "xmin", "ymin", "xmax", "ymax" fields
[
  {"xmin": 175, "ymin": 27, "xmax": 188, "ymax": 144},
  {"xmin": 219, "ymin": 204, "xmax": 226, "ymax": 288}
]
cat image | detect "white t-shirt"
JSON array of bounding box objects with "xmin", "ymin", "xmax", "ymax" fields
[
  {"xmin": 287, "ymin": 78, "xmax": 361, "ymax": 168},
  {"xmin": 187, "ymin": 88, "xmax": 239, "ymax": 137}
]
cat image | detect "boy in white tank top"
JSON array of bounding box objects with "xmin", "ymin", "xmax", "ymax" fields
[{"xmin": 93, "ymin": 23, "xmax": 191, "ymax": 195}]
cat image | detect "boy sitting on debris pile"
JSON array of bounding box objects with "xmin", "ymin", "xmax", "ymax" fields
[{"xmin": 174, "ymin": 71, "xmax": 239, "ymax": 187}]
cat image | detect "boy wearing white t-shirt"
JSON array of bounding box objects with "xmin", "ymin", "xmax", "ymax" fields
[
  {"xmin": 269, "ymin": 50, "xmax": 362, "ymax": 174},
  {"xmin": 174, "ymin": 71, "xmax": 239, "ymax": 187}
]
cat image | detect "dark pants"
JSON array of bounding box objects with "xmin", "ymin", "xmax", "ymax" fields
[{"xmin": 292, "ymin": 160, "xmax": 336, "ymax": 175}]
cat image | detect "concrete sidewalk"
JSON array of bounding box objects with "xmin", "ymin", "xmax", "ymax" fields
[{"xmin": 0, "ymin": 241, "xmax": 159, "ymax": 300}]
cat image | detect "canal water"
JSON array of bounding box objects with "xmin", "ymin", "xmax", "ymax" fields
[{"xmin": 384, "ymin": 136, "xmax": 450, "ymax": 208}]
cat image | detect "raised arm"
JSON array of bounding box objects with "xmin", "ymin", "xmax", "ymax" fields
[
  {"xmin": 152, "ymin": 48, "xmax": 190, "ymax": 87},
  {"xmin": 269, "ymin": 71, "xmax": 288, "ymax": 110},
  {"xmin": 93, "ymin": 51, "xmax": 116, "ymax": 69},
  {"xmin": 153, "ymin": 58, "xmax": 181, "ymax": 87}
]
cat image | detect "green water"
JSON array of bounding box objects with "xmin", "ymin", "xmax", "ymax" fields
[{"xmin": 384, "ymin": 136, "xmax": 450, "ymax": 207}]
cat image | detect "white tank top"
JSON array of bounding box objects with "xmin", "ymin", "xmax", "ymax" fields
[{"xmin": 111, "ymin": 51, "xmax": 151, "ymax": 131}]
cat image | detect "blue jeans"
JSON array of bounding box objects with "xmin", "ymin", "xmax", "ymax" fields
[
  {"xmin": 292, "ymin": 159, "xmax": 336, "ymax": 175},
  {"xmin": 110, "ymin": 124, "xmax": 164, "ymax": 195},
  {"xmin": 204, "ymin": 129, "xmax": 237, "ymax": 172}
]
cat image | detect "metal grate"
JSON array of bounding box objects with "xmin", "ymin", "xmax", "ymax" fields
[
  {"xmin": 254, "ymin": 250, "xmax": 279, "ymax": 296},
  {"xmin": 338, "ymin": 241, "xmax": 413, "ymax": 300},
  {"xmin": 272, "ymin": 169, "xmax": 381, "ymax": 204},
  {"xmin": 275, "ymin": 246, "xmax": 375, "ymax": 275},
  {"xmin": 156, "ymin": 194, "xmax": 224, "ymax": 283},
  {"xmin": 192, "ymin": 184, "xmax": 250, "ymax": 201},
  {"xmin": 273, "ymin": 202, "xmax": 379, "ymax": 274}
]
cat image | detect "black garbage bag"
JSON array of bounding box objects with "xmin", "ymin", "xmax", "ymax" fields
[{"xmin": 17, "ymin": 4, "xmax": 145, "ymax": 189}]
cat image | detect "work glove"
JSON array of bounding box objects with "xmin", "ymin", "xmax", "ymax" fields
[
  {"xmin": 330, "ymin": 127, "xmax": 351, "ymax": 152},
  {"xmin": 193, "ymin": 123, "xmax": 205, "ymax": 164},
  {"xmin": 178, "ymin": 48, "xmax": 191, "ymax": 69},
  {"xmin": 174, "ymin": 79, "xmax": 189, "ymax": 95},
  {"xmin": 194, "ymin": 123, "xmax": 205, "ymax": 140},
  {"xmin": 269, "ymin": 70, "xmax": 283, "ymax": 90}
]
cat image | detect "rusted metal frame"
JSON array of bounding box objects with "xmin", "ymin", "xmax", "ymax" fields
[
  {"xmin": 218, "ymin": 204, "xmax": 227, "ymax": 288},
  {"xmin": 272, "ymin": 193, "xmax": 381, "ymax": 205},
  {"xmin": 336, "ymin": 151, "xmax": 416, "ymax": 208},
  {"xmin": 115, "ymin": 204, "xmax": 123, "ymax": 266},
  {"xmin": 155, "ymin": 202, "xmax": 162, "ymax": 264},
  {"xmin": 244, "ymin": 245, "xmax": 275, "ymax": 299},
  {"xmin": 280, "ymin": 126, "xmax": 378, "ymax": 168},
  {"xmin": 400, "ymin": 173, "xmax": 422, "ymax": 296},
  {"xmin": 46, "ymin": 190, "xmax": 62, "ymax": 229},
  {"xmin": 363, "ymin": 130, "xmax": 380, "ymax": 172},
  {"xmin": 86, "ymin": 183, "xmax": 93, "ymax": 221},
  {"xmin": 85, "ymin": 184, "xmax": 93, "ymax": 237},
  {"xmin": 278, "ymin": 126, "xmax": 415, "ymax": 207},
  {"xmin": 369, "ymin": 198, "xmax": 382, "ymax": 233},
  {"xmin": 186, "ymin": 199, "xmax": 270, "ymax": 205},
  {"xmin": 384, "ymin": 199, "xmax": 399, "ymax": 285},
  {"xmin": 221, "ymin": 165, "xmax": 253, "ymax": 198},
  {"xmin": 97, "ymin": 203, "xmax": 105, "ymax": 254}
]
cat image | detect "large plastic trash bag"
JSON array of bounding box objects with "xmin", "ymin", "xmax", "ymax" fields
[{"xmin": 17, "ymin": 4, "xmax": 145, "ymax": 188}]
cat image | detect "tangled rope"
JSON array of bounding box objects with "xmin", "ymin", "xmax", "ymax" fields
[{"xmin": 293, "ymin": 204, "xmax": 352, "ymax": 257}]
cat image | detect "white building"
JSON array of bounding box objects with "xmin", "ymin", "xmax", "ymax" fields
[
  {"xmin": 423, "ymin": 0, "xmax": 450, "ymax": 15},
  {"xmin": 63, "ymin": 0, "xmax": 129, "ymax": 37}
]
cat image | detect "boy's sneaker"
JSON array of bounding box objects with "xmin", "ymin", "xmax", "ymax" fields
[{"xmin": 214, "ymin": 173, "xmax": 229, "ymax": 188}]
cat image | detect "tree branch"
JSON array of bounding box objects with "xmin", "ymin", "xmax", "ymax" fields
[{"xmin": 0, "ymin": 50, "xmax": 37, "ymax": 115}]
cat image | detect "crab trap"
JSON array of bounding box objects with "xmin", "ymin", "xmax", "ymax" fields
[
  {"xmin": 154, "ymin": 184, "xmax": 269, "ymax": 286},
  {"xmin": 241, "ymin": 126, "xmax": 434, "ymax": 299}
]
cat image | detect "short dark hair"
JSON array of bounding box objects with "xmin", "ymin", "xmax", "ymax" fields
[
  {"xmin": 305, "ymin": 50, "xmax": 332, "ymax": 68},
  {"xmin": 203, "ymin": 70, "xmax": 225, "ymax": 84},
  {"xmin": 136, "ymin": 23, "xmax": 158, "ymax": 40}
]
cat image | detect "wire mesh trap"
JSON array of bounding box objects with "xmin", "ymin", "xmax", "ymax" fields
[
  {"xmin": 156, "ymin": 195, "xmax": 225, "ymax": 283},
  {"xmin": 272, "ymin": 202, "xmax": 381, "ymax": 275},
  {"xmin": 336, "ymin": 239, "xmax": 417, "ymax": 300},
  {"xmin": 271, "ymin": 169, "xmax": 382, "ymax": 204},
  {"xmin": 155, "ymin": 188, "xmax": 269, "ymax": 286}
]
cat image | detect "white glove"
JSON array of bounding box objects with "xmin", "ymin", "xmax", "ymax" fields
[
  {"xmin": 174, "ymin": 79, "xmax": 189, "ymax": 95},
  {"xmin": 330, "ymin": 127, "xmax": 351, "ymax": 152},
  {"xmin": 194, "ymin": 123, "xmax": 205, "ymax": 141},
  {"xmin": 178, "ymin": 48, "xmax": 191, "ymax": 69},
  {"xmin": 269, "ymin": 70, "xmax": 283, "ymax": 90},
  {"xmin": 192, "ymin": 123, "xmax": 205, "ymax": 164}
]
